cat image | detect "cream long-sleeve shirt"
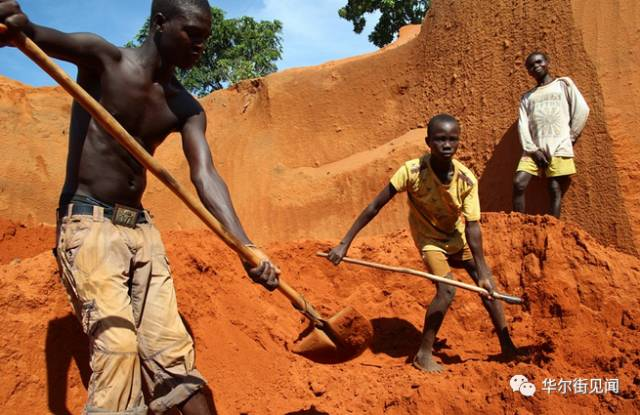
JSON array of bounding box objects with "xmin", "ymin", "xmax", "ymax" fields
[{"xmin": 518, "ymin": 77, "xmax": 590, "ymax": 158}]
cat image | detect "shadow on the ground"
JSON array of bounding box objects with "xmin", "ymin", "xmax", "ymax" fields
[
  {"xmin": 370, "ymin": 317, "xmax": 422, "ymax": 358},
  {"xmin": 285, "ymin": 406, "xmax": 330, "ymax": 415},
  {"xmin": 45, "ymin": 314, "xmax": 91, "ymax": 415}
]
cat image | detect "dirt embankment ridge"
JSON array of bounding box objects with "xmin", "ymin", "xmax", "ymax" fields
[{"xmin": 0, "ymin": 0, "xmax": 638, "ymax": 255}]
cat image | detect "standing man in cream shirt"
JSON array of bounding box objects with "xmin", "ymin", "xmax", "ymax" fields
[{"xmin": 512, "ymin": 51, "xmax": 590, "ymax": 217}]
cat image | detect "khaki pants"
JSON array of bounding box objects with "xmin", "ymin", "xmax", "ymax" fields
[{"xmin": 56, "ymin": 206, "xmax": 206, "ymax": 414}]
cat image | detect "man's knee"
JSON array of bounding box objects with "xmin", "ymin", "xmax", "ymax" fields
[
  {"xmin": 100, "ymin": 329, "xmax": 138, "ymax": 355},
  {"xmin": 513, "ymin": 175, "xmax": 528, "ymax": 194},
  {"xmin": 92, "ymin": 319, "xmax": 139, "ymax": 354},
  {"xmin": 436, "ymin": 281, "xmax": 456, "ymax": 302},
  {"xmin": 548, "ymin": 178, "xmax": 562, "ymax": 197}
]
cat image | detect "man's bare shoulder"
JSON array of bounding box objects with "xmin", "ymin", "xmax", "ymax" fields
[{"xmin": 167, "ymin": 78, "xmax": 206, "ymax": 126}]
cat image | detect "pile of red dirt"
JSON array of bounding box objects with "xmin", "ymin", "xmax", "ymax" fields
[
  {"xmin": 1, "ymin": 0, "xmax": 639, "ymax": 255},
  {"xmin": 0, "ymin": 218, "xmax": 55, "ymax": 264},
  {"xmin": 0, "ymin": 213, "xmax": 638, "ymax": 414},
  {"xmin": 1, "ymin": 0, "xmax": 639, "ymax": 413}
]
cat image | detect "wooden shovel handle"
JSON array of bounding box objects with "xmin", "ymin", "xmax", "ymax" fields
[
  {"xmin": 317, "ymin": 252, "xmax": 524, "ymax": 305},
  {"xmin": 0, "ymin": 24, "xmax": 321, "ymax": 320}
]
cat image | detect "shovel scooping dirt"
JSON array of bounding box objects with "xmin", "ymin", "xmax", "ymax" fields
[{"xmin": 1, "ymin": 23, "xmax": 373, "ymax": 358}]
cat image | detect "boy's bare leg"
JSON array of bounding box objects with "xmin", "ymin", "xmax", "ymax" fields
[
  {"xmin": 512, "ymin": 171, "xmax": 534, "ymax": 213},
  {"xmin": 414, "ymin": 278, "xmax": 456, "ymax": 372},
  {"xmin": 548, "ymin": 176, "xmax": 571, "ymax": 218},
  {"xmin": 461, "ymin": 260, "xmax": 518, "ymax": 357},
  {"xmin": 179, "ymin": 390, "xmax": 216, "ymax": 415}
]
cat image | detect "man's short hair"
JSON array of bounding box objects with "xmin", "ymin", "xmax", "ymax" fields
[
  {"xmin": 151, "ymin": 0, "xmax": 210, "ymax": 19},
  {"xmin": 427, "ymin": 113, "xmax": 459, "ymax": 137},
  {"xmin": 525, "ymin": 51, "xmax": 549, "ymax": 64}
]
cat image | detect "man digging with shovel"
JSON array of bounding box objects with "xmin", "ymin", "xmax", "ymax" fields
[
  {"xmin": 326, "ymin": 114, "xmax": 519, "ymax": 372},
  {"xmin": 0, "ymin": 0, "xmax": 279, "ymax": 413}
]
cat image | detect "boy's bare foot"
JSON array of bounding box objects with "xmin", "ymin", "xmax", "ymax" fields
[
  {"xmin": 499, "ymin": 343, "xmax": 527, "ymax": 362},
  {"xmin": 412, "ymin": 353, "xmax": 443, "ymax": 373}
]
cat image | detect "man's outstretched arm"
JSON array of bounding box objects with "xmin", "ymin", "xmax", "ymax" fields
[
  {"xmin": 181, "ymin": 109, "xmax": 278, "ymax": 290},
  {"xmin": 326, "ymin": 183, "xmax": 397, "ymax": 265}
]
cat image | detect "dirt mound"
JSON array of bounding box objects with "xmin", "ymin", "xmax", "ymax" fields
[
  {"xmin": 0, "ymin": 218, "xmax": 55, "ymax": 265},
  {"xmin": 0, "ymin": 0, "xmax": 638, "ymax": 256},
  {"xmin": 0, "ymin": 213, "xmax": 638, "ymax": 414}
]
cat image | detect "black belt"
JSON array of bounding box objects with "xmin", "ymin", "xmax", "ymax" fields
[{"xmin": 58, "ymin": 203, "xmax": 148, "ymax": 226}]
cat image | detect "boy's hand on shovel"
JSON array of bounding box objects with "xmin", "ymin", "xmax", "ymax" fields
[
  {"xmin": 478, "ymin": 276, "xmax": 495, "ymax": 301},
  {"xmin": 326, "ymin": 242, "xmax": 349, "ymax": 265}
]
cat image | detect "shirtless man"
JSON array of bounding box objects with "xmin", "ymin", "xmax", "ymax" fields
[{"xmin": 0, "ymin": 1, "xmax": 278, "ymax": 413}]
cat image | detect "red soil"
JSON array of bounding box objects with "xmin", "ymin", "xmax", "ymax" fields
[
  {"xmin": 0, "ymin": 0, "xmax": 639, "ymax": 413},
  {"xmin": 1, "ymin": 0, "xmax": 638, "ymax": 255},
  {"xmin": 0, "ymin": 218, "xmax": 55, "ymax": 264},
  {"xmin": 0, "ymin": 214, "xmax": 638, "ymax": 414}
]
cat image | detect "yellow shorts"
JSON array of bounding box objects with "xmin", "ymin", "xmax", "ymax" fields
[
  {"xmin": 421, "ymin": 245, "xmax": 473, "ymax": 277},
  {"xmin": 516, "ymin": 156, "xmax": 576, "ymax": 178}
]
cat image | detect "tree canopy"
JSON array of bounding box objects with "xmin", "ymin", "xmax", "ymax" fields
[
  {"xmin": 338, "ymin": 0, "xmax": 430, "ymax": 48},
  {"xmin": 127, "ymin": 7, "xmax": 283, "ymax": 97}
]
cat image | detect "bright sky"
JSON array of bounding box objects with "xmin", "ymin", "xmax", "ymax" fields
[{"xmin": 0, "ymin": 0, "xmax": 380, "ymax": 87}]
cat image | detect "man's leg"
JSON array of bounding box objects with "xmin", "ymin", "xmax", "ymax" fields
[
  {"xmin": 179, "ymin": 391, "xmax": 216, "ymax": 415},
  {"xmin": 548, "ymin": 175, "xmax": 571, "ymax": 218},
  {"xmin": 134, "ymin": 223, "xmax": 214, "ymax": 415},
  {"xmin": 413, "ymin": 251, "xmax": 456, "ymax": 373},
  {"xmin": 56, "ymin": 214, "xmax": 146, "ymax": 414},
  {"xmin": 512, "ymin": 171, "xmax": 534, "ymax": 213},
  {"xmin": 460, "ymin": 259, "xmax": 517, "ymax": 357}
]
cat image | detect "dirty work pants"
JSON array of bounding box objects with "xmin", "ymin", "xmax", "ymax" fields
[{"xmin": 55, "ymin": 205, "xmax": 206, "ymax": 414}]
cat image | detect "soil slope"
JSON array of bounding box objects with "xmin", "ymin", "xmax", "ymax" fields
[
  {"xmin": 0, "ymin": 0, "xmax": 638, "ymax": 255},
  {"xmin": 0, "ymin": 214, "xmax": 638, "ymax": 414}
]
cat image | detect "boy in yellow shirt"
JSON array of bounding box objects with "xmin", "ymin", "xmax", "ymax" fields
[{"xmin": 326, "ymin": 114, "xmax": 517, "ymax": 372}]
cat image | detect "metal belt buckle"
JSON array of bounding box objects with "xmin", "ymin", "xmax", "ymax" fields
[{"xmin": 112, "ymin": 204, "xmax": 141, "ymax": 228}]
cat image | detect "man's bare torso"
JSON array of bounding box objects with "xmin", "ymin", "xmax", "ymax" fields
[{"xmin": 61, "ymin": 47, "xmax": 202, "ymax": 208}]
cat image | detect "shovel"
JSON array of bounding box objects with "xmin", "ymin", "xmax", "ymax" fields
[
  {"xmin": 0, "ymin": 24, "xmax": 373, "ymax": 356},
  {"xmin": 316, "ymin": 252, "xmax": 524, "ymax": 304}
]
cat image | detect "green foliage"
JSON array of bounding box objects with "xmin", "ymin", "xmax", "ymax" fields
[
  {"xmin": 127, "ymin": 7, "xmax": 283, "ymax": 97},
  {"xmin": 338, "ymin": 0, "xmax": 430, "ymax": 48}
]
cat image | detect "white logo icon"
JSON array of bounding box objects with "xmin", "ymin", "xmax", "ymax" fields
[
  {"xmin": 510, "ymin": 375, "xmax": 536, "ymax": 397},
  {"xmin": 519, "ymin": 382, "xmax": 536, "ymax": 397},
  {"xmin": 510, "ymin": 374, "xmax": 528, "ymax": 392}
]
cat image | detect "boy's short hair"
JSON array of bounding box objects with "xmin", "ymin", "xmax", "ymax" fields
[
  {"xmin": 525, "ymin": 51, "xmax": 550, "ymax": 64},
  {"xmin": 151, "ymin": 0, "xmax": 210, "ymax": 19},
  {"xmin": 427, "ymin": 113, "xmax": 459, "ymax": 137}
]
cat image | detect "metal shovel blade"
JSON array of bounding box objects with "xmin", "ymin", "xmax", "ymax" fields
[{"xmin": 292, "ymin": 306, "xmax": 373, "ymax": 358}]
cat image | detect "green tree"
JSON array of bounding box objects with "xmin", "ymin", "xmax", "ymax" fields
[
  {"xmin": 127, "ymin": 7, "xmax": 283, "ymax": 97},
  {"xmin": 338, "ymin": 0, "xmax": 430, "ymax": 48}
]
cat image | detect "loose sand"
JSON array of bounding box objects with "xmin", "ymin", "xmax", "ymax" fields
[{"xmin": 0, "ymin": 214, "xmax": 638, "ymax": 414}]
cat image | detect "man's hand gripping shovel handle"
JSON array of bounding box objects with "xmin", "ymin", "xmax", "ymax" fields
[{"xmin": 0, "ymin": 23, "xmax": 326, "ymax": 326}]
